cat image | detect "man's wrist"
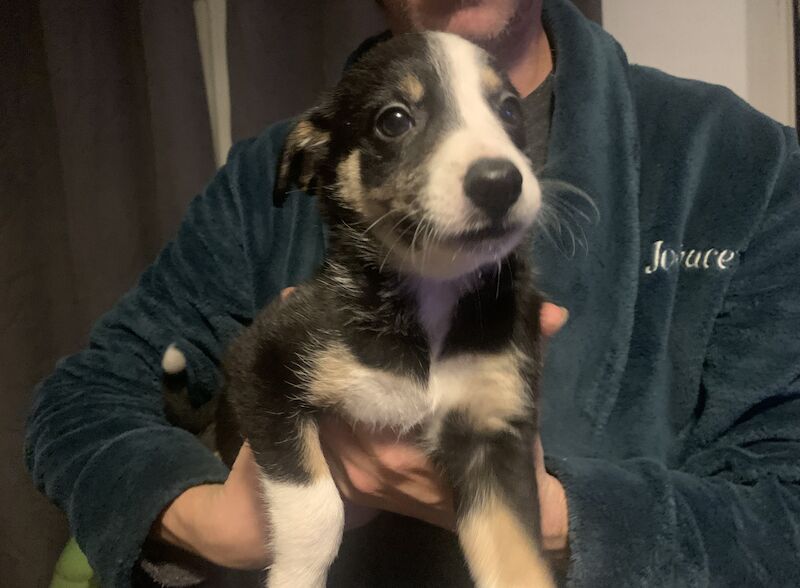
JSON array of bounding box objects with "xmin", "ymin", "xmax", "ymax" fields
[{"xmin": 152, "ymin": 484, "xmax": 221, "ymax": 558}]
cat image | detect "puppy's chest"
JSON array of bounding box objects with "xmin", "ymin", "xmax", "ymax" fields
[{"xmin": 303, "ymin": 342, "xmax": 532, "ymax": 432}]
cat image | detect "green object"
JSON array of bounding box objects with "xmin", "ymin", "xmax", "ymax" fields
[{"xmin": 50, "ymin": 538, "xmax": 98, "ymax": 588}]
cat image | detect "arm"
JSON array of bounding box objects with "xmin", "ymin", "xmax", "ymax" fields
[
  {"xmin": 24, "ymin": 125, "xmax": 297, "ymax": 587},
  {"xmin": 546, "ymin": 127, "xmax": 800, "ymax": 587}
]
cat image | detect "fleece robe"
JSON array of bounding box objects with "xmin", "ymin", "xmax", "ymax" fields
[{"xmin": 26, "ymin": 0, "xmax": 800, "ymax": 585}]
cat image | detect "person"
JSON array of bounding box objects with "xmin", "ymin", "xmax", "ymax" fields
[{"xmin": 26, "ymin": 0, "xmax": 800, "ymax": 586}]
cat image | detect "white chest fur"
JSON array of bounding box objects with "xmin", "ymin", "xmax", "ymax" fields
[{"xmin": 305, "ymin": 342, "xmax": 531, "ymax": 434}]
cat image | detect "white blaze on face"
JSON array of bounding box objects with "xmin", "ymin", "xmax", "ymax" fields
[{"xmin": 425, "ymin": 32, "xmax": 541, "ymax": 239}]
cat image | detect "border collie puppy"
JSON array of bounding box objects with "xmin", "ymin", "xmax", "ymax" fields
[{"xmin": 165, "ymin": 31, "xmax": 553, "ymax": 588}]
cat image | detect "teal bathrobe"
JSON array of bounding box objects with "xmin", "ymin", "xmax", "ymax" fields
[{"xmin": 26, "ymin": 0, "xmax": 800, "ymax": 585}]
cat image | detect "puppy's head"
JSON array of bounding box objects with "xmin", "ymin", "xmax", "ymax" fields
[{"xmin": 276, "ymin": 31, "xmax": 540, "ymax": 279}]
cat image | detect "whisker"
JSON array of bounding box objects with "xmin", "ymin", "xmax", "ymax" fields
[
  {"xmin": 361, "ymin": 209, "xmax": 398, "ymax": 236},
  {"xmin": 380, "ymin": 218, "xmax": 415, "ymax": 273},
  {"xmin": 539, "ymin": 178, "xmax": 600, "ymax": 222},
  {"xmin": 495, "ymin": 259, "xmax": 502, "ymax": 300},
  {"xmin": 534, "ymin": 177, "xmax": 599, "ymax": 258},
  {"xmin": 410, "ymin": 218, "xmax": 425, "ymax": 266},
  {"xmin": 421, "ymin": 219, "xmax": 437, "ymax": 273},
  {"xmin": 535, "ymin": 206, "xmax": 573, "ymax": 258}
]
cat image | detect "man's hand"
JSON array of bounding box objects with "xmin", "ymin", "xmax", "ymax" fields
[{"xmin": 320, "ymin": 302, "xmax": 570, "ymax": 551}]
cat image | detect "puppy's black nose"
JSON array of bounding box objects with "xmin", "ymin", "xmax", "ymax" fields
[{"xmin": 464, "ymin": 158, "xmax": 522, "ymax": 221}]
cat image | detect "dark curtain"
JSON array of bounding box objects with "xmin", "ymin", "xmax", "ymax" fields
[
  {"xmin": 1, "ymin": 1, "xmax": 600, "ymax": 586},
  {"xmin": 227, "ymin": 0, "xmax": 386, "ymax": 148},
  {"xmin": 2, "ymin": 2, "xmax": 218, "ymax": 586}
]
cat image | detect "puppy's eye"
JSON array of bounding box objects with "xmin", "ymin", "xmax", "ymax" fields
[
  {"xmin": 375, "ymin": 106, "xmax": 414, "ymax": 139},
  {"xmin": 499, "ymin": 96, "xmax": 523, "ymax": 127}
]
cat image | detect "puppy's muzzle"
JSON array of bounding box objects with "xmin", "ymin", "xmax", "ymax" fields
[{"xmin": 464, "ymin": 157, "xmax": 523, "ymax": 223}]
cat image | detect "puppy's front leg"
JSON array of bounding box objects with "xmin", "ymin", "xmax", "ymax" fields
[
  {"xmin": 251, "ymin": 417, "xmax": 344, "ymax": 588},
  {"xmin": 436, "ymin": 414, "xmax": 555, "ymax": 588}
]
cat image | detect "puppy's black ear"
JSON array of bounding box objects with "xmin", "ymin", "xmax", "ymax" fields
[{"xmin": 273, "ymin": 110, "xmax": 330, "ymax": 207}]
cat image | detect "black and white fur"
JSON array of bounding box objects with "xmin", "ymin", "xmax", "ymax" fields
[{"xmin": 164, "ymin": 31, "xmax": 554, "ymax": 588}]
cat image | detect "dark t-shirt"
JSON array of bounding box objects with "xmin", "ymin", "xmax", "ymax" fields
[{"xmin": 524, "ymin": 73, "xmax": 554, "ymax": 172}]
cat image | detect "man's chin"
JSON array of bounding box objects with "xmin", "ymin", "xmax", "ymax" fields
[{"xmin": 439, "ymin": 4, "xmax": 516, "ymax": 42}]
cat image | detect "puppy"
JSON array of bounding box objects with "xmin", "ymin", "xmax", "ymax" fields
[{"xmin": 166, "ymin": 31, "xmax": 554, "ymax": 588}]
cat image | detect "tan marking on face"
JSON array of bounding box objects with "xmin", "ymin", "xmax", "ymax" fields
[
  {"xmin": 481, "ymin": 66, "xmax": 503, "ymax": 93},
  {"xmin": 299, "ymin": 420, "xmax": 328, "ymax": 480},
  {"xmin": 292, "ymin": 121, "xmax": 329, "ymax": 150},
  {"xmin": 281, "ymin": 121, "xmax": 330, "ymax": 191},
  {"xmin": 335, "ymin": 150, "xmax": 366, "ymax": 213},
  {"xmin": 401, "ymin": 73, "xmax": 425, "ymax": 103},
  {"xmin": 293, "ymin": 120, "xmax": 315, "ymax": 144},
  {"xmin": 336, "ymin": 151, "xmax": 395, "ymax": 228},
  {"xmin": 459, "ymin": 494, "xmax": 554, "ymax": 588}
]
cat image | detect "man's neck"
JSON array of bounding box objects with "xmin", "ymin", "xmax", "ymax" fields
[
  {"xmin": 503, "ymin": 27, "xmax": 552, "ymax": 97},
  {"xmin": 482, "ymin": 2, "xmax": 553, "ymax": 97}
]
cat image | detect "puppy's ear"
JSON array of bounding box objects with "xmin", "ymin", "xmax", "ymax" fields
[{"xmin": 273, "ymin": 111, "xmax": 330, "ymax": 207}]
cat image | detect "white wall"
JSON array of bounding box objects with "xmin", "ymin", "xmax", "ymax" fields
[
  {"xmin": 745, "ymin": 0, "xmax": 796, "ymax": 127},
  {"xmin": 194, "ymin": 0, "xmax": 231, "ymax": 168},
  {"xmin": 602, "ymin": 0, "xmax": 796, "ymax": 127}
]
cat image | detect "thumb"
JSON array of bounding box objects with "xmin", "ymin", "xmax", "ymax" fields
[
  {"xmin": 225, "ymin": 442, "xmax": 263, "ymax": 502},
  {"xmin": 540, "ymin": 303, "xmax": 568, "ymax": 338}
]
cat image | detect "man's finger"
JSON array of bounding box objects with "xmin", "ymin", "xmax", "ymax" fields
[
  {"xmin": 533, "ymin": 436, "xmax": 547, "ymax": 479},
  {"xmin": 230, "ymin": 441, "xmax": 257, "ymax": 477},
  {"xmin": 280, "ymin": 286, "xmax": 296, "ymax": 302},
  {"xmin": 540, "ymin": 303, "xmax": 569, "ymax": 338}
]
